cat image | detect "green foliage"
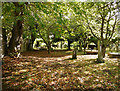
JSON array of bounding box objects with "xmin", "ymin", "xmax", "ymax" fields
[{"xmin": 2, "ymin": 2, "xmax": 119, "ymax": 55}]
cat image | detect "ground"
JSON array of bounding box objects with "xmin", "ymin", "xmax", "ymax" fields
[{"xmin": 2, "ymin": 50, "xmax": 119, "ymax": 90}]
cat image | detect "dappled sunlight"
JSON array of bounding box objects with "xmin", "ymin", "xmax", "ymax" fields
[
  {"xmin": 77, "ymin": 55, "xmax": 98, "ymax": 60},
  {"xmin": 2, "ymin": 1, "xmax": 119, "ymax": 90},
  {"xmin": 2, "ymin": 54, "xmax": 119, "ymax": 90}
]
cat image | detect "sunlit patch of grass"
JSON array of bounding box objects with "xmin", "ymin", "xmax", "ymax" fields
[
  {"xmin": 77, "ymin": 51, "xmax": 85, "ymax": 55},
  {"xmin": 65, "ymin": 51, "xmax": 72, "ymax": 54}
]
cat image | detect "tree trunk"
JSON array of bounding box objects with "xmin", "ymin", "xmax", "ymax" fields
[
  {"xmin": 97, "ymin": 16, "xmax": 104, "ymax": 62},
  {"xmin": 84, "ymin": 47, "xmax": 86, "ymax": 54},
  {"xmin": 72, "ymin": 48, "xmax": 77, "ymax": 59},
  {"xmin": 48, "ymin": 46, "xmax": 50, "ymax": 54},
  {"xmin": 8, "ymin": 20, "xmax": 23, "ymax": 53},
  {"xmin": 47, "ymin": 28, "xmax": 51, "ymax": 54},
  {"xmin": 8, "ymin": 2, "xmax": 24, "ymax": 57},
  {"xmin": 29, "ymin": 33, "xmax": 36, "ymax": 51},
  {"xmin": 2, "ymin": 28, "xmax": 8, "ymax": 56},
  {"xmin": 97, "ymin": 40, "xmax": 104, "ymax": 63},
  {"xmin": 8, "ymin": 24, "xmax": 18, "ymax": 54},
  {"xmin": 61, "ymin": 41, "xmax": 62, "ymax": 49},
  {"xmin": 79, "ymin": 40, "xmax": 82, "ymax": 51},
  {"xmin": 20, "ymin": 39, "xmax": 26, "ymax": 52},
  {"xmin": 68, "ymin": 39, "xmax": 71, "ymax": 50},
  {"xmin": 102, "ymin": 45, "xmax": 106, "ymax": 58},
  {"xmin": 47, "ymin": 44, "xmax": 51, "ymax": 54},
  {"xmin": 116, "ymin": 42, "xmax": 119, "ymax": 52},
  {"xmin": 31, "ymin": 34, "xmax": 35, "ymax": 47},
  {"xmin": 30, "ymin": 26, "xmax": 36, "ymax": 50},
  {"xmin": 47, "ymin": 32, "xmax": 51, "ymax": 54},
  {"xmin": 83, "ymin": 39, "xmax": 86, "ymax": 55}
]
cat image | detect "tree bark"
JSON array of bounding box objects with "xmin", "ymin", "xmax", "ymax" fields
[
  {"xmin": 79, "ymin": 40, "xmax": 82, "ymax": 51},
  {"xmin": 83, "ymin": 39, "xmax": 86, "ymax": 55},
  {"xmin": 116, "ymin": 44, "xmax": 119, "ymax": 52},
  {"xmin": 8, "ymin": 2, "xmax": 24, "ymax": 56},
  {"xmin": 20, "ymin": 39, "xmax": 26, "ymax": 52},
  {"xmin": 27, "ymin": 33, "xmax": 36, "ymax": 51},
  {"xmin": 97, "ymin": 40, "xmax": 103, "ymax": 62},
  {"xmin": 8, "ymin": 23, "xmax": 18, "ymax": 54},
  {"xmin": 47, "ymin": 46, "xmax": 50, "ymax": 54},
  {"xmin": 61, "ymin": 41, "xmax": 62, "ymax": 49},
  {"xmin": 116, "ymin": 38, "xmax": 119, "ymax": 52},
  {"xmin": 102, "ymin": 45, "xmax": 106, "ymax": 58},
  {"xmin": 68, "ymin": 39, "xmax": 71, "ymax": 50},
  {"xmin": 30, "ymin": 26, "xmax": 36, "ymax": 50},
  {"xmin": 47, "ymin": 43, "xmax": 51, "ymax": 54},
  {"xmin": 72, "ymin": 48, "xmax": 77, "ymax": 59},
  {"xmin": 27, "ymin": 39, "xmax": 32, "ymax": 51},
  {"xmin": 8, "ymin": 20, "xmax": 23, "ymax": 54},
  {"xmin": 47, "ymin": 30, "xmax": 51, "ymax": 54},
  {"xmin": 31, "ymin": 33, "xmax": 36, "ymax": 47},
  {"xmin": 97, "ymin": 15, "xmax": 105, "ymax": 62},
  {"xmin": 2, "ymin": 28, "xmax": 8, "ymax": 56}
]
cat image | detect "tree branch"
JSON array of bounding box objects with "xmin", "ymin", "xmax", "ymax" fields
[
  {"xmin": 87, "ymin": 22, "xmax": 99, "ymax": 40},
  {"xmin": 105, "ymin": 12, "xmax": 111, "ymax": 39},
  {"xmin": 108, "ymin": 16, "xmax": 117, "ymax": 41},
  {"xmin": 85, "ymin": 13, "xmax": 99, "ymax": 40},
  {"xmin": 74, "ymin": 25, "xmax": 82, "ymax": 30}
]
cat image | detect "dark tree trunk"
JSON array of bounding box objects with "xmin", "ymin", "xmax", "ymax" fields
[
  {"xmin": 8, "ymin": 2, "xmax": 24, "ymax": 56},
  {"xmin": 72, "ymin": 48, "xmax": 77, "ymax": 59},
  {"xmin": 36, "ymin": 41, "xmax": 39, "ymax": 47},
  {"xmin": 47, "ymin": 44, "xmax": 51, "ymax": 54},
  {"xmin": 61, "ymin": 41, "xmax": 62, "ymax": 49},
  {"xmin": 116, "ymin": 42, "xmax": 119, "ymax": 52},
  {"xmin": 47, "ymin": 28, "xmax": 51, "ymax": 54},
  {"xmin": 2, "ymin": 28, "xmax": 8, "ymax": 56},
  {"xmin": 8, "ymin": 20, "xmax": 23, "ymax": 55},
  {"xmin": 102, "ymin": 45, "xmax": 106, "ymax": 58},
  {"xmin": 27, "ymin": 33, "xmax": 36, "ymax": 51},
  {"xmin": 30, "ymin": 26, "xmax": 36, "ymax": 50},
  {"xmin": 8, "ymin": 24, "xmax": 19, "ymax": 54},
  {"xmin": 79, "ymin": 40, "xmax": 82, "ymax": 51},
  {"xmin": 27, "ymin": 39, "xmax": 32, "ymax": 51},
  {"xmin": 83, "ymin": 39, "xmax": 86, "ymax": 55},
  {"xmin": 68, "ymin": 39, "xmax": 71, "ymax": 50},
  {"xmin": 48, "ymin": 46, "xmax": 50, "ymax": 54},
  {"xmin": 31, "ymin": 34, "xmax": 35, "ymax": 47}
]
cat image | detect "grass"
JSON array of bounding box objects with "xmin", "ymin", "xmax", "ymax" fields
[{"xmin": 21, "ymin": 50, "xmax": 85, "ymax": 58}]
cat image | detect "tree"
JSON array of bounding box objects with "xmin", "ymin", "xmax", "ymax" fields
[
  {"xmin": 29, "ymin": 2, "xmax": 65, "ymax": 53},
  {"xmin": 2, "ymin": 2, "xmax": 28, "ymax": 56},
  {"xmin": 84, "ymin": 2, "xmax": 119, "ymax": 62}
]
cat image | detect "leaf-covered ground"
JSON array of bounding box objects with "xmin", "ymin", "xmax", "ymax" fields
[{"xmin": 2, "ymin": 51, "xmax": 119, "ymax": 90}]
